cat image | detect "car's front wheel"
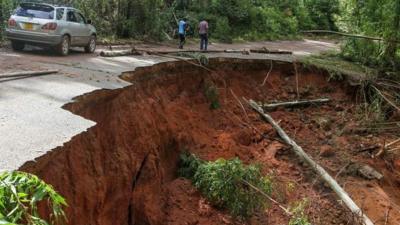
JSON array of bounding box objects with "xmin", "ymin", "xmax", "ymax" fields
[
  {"xmin": 84, "ymin": 35, "xmax": 96, "ymax": 53},
  {"xmin": 56, "ymin": 35, "xmax": 70, "ymax": 56},
  {"xmin": 11, "ymin": 41, "xmax": 25, "ymax": 51}
]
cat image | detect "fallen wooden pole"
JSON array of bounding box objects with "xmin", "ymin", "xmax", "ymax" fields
[
  {"xmin": 250, "ymin": 48, "xmax": 292, "ymax": 55},
  {"xmin": 0, "ymin": 70, "xmax": 58, "ymax": 79},
  {"xmin": 247, "ymin": 99, "xmax": 374, "ymax": 225},
  {"xmin": 263, "ymin": 98, "xmax": 330, "ymax": 110},
  {"xmin": 301, "ymin": 30, "xmax": 400, "ymax": 44},
  {"xmin": 99, "ymin": 49, "xmax": 139, "ymax": 57}
]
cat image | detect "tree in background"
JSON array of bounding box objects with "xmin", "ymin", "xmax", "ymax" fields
[
  {"xmin": 338, "ymin": 0, "xmax": 400, "ymax": 71},
  {"xmin": 0, "ymin": 0, "xmax": 341, "ymax": 42},
  {"xmin": 0, "ymin": 0, "xmax": 19, "ymax": 40},
  {"xmin": 304, "ymin": 0, "xmax": 339, "ymax": 30}
]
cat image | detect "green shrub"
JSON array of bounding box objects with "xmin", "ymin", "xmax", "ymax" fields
[
  {"xmin": 203, "ymin": 81, "xmax": 221, "ymax": 110},
  {"xmin": 179, "ymin": 153, "xmax": 272, "ymax": 219},
  {"xmin": 213, "ymin": 17, "xmax": 232, "ymax": 43},
  {"xmin": 0, "ymin": 171, "xmax": 67, "ymax": 225},
  {"xmin": 288, "ymin": 199, "xmax": 311, "ymax": 225}
]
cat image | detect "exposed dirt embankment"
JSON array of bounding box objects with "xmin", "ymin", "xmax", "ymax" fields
[{"xmin": 19, "ymin": 58, "xmax": 400, "ymax": 225}]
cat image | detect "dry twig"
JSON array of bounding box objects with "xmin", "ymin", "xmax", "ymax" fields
[{"xmin": 261, "ymin": 60, "xmax": 273, "ymax": 86}]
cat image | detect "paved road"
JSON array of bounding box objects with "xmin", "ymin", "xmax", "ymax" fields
[{"xmin": 0, "ymin": 39, "xmax": 337, "ymax": 171}]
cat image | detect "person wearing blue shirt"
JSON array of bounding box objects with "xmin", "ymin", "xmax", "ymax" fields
[{"xmin": 178, "ymin": 18, "xmax": 187, "ymax": 49}]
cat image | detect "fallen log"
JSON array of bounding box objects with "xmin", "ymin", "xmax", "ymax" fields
[
  {"xmin": 247, "ymin": 99, "xmax": 374, "ymax": 225},
  {"xmin": 263, "ymin": 98, "xmax": 330, "ymax": 110},
  {"xmin": 0, "ymin": 70, "xmax": 58, "ymax": 79},
  {"xmin": 250, "ymin": 48, "xmax": 292, "ymax": 55},
  {"xmin": 99, "ymin": 49, "xmax": 142, "ymax": 57}
]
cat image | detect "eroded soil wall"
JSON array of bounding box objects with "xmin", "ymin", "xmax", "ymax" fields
[{"xmin": 20, "ymin": 59, "xmax": 364, "ymax": 225}]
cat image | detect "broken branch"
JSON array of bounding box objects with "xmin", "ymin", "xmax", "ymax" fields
[
  {"xmin": 262, "ymin": 98, "xmax": 331, "ymax": 110},
  {"xmin": 0, "ymin": 70, "xmax": 58, "ymax": 79},
  {"xmin": 241, "ymin": 179, "xmax": 292, "ymax": 216},
  {"xmin": 247, "ymin": 99, "xmax": 374, "ymax": 225},
  {"xmin": 385, "ymin": 137, "xmax": 400, "ymax": 148},
  {"xmin": 250, "ymin": 48, "xmax": 292, "ymax": 54}
]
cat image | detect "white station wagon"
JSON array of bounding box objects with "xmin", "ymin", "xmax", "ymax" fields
[{"xmin": 6, "ymin": 2, "xmax": 97, "ymax": 56}]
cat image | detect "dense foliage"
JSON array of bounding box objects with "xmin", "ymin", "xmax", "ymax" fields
[
  {"xmin": 0, "ymin": 171, "xmax": 67, "ymax": 225},
  {"xmin": 1, "ymin": 0, "xmax": 398, "ymax": 71},
  {"xmin": 337, "ymin": 0, "xmax": 400, "ymax": 71},
  {"xmin": 0, "ymin": 0, "xmax": 339, "ymax": 42},
  {"xmin": 179, "ymin": 153, "xmax": 272, "ymax": 219}
]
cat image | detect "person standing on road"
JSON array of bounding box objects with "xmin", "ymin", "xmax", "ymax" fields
[
  {"xmin": 199, "ymin": 19, "xmax": 209, "ymax": 51},
  {"xmin": 178, "ymin": 18, "xmax": 188, "ymax": 49}
]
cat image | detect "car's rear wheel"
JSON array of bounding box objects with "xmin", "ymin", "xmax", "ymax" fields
[
  {"xmin": 85, "ymin": 35, "xmax": 96, "ymax": 53},
  {"xmin": 11, "ymin": 41, "xmax": 25, "ymax": 51},
  {"xmin": 56, "ymin": 35, "xmax": 70, "ymax": 56}
]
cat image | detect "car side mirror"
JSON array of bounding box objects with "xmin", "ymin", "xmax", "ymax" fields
[{"xmin": 87, "ymin": 19, "xmax": 92, "ymax": 24}]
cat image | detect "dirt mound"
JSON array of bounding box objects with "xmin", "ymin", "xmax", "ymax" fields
[{"xmin": 20, "ymin": 58, "xmax": 400, "ymax": 225}]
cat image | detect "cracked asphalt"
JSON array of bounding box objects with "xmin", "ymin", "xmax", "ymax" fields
[{"xmin": 0, "ymin": 39, "xmax": 337, "ymax": 171}]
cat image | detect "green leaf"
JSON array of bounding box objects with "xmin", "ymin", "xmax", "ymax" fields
[{"xmin": 0, "ymin": 218, "xmax": 17, "ymax": 225}]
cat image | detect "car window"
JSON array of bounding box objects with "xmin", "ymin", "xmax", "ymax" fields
[
  {"xmin": 56, "ymin": 8, "xmax": 64, "ymax": 20},
  {"xmin": 15, "ymin": 3, "xmax": 54, "ymax": 19},
  {"xmin": 66, "ymin": 10, "xmax": 77, "ymax": 22},
  {"xmin": 74, "ymin": 12, "xmax": 85, "ymax": 24}
]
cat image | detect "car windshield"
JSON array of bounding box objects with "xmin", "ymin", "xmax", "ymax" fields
[{"xmin": 15, "ymin": 4, "xmax": 54, "ymax": 19}]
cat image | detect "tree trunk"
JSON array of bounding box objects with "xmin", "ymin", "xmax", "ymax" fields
[{"xmin": 247, "ymin": 99, "xmax": 375, "ymax": 225}]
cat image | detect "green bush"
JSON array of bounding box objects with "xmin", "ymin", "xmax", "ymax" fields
[
  {"xmin": 0, "ymin": 0, "xmax": 19, "ymax": 41},
  {"xmin": 0, "ymin": 171, "xmax": 67, "ymax": 225},
  {"xmin": 213, "ymin": 17, "xmax": 232, "ymax": 43},
  {"xmin": 288, "ymin": 199, "xmax": 311, "ymax": 225},
  {"xmin": 179, "ymin": 153, "xmax": 272, "ymax": 219},
  {"xmin": 203, "ymin": 81, "xmax": 221, "ymax": 110}
]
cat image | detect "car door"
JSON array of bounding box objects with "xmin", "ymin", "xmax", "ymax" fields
[
  {"xmin": 66, "ymin": 9, "xmax": 86, "ymax": 45},
  {"xmin": 74, "ymin": 12, "xmax": 91, "ymax": 44}
]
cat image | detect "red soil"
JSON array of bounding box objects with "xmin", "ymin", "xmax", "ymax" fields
[{"xmin": 20, "ymin": 58, "xmax": 400, "ymax": 225}]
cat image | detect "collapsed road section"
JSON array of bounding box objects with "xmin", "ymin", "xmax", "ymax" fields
[{"xmin": 20, "ymin": 58, "xmax": 400, "ymax": 225}]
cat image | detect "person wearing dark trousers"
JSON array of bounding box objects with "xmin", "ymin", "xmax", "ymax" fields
[
  {"xmin": 178, "ymin": 18, "xmax": 187, "ymax": 49},
  {"xmin": 199, "ymin": 19, "xmax": 209, "ymax": 51}
]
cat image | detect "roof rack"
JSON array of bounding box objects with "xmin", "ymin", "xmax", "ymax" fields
[{"xmin": 19, "ymin": 0, "xmax": 74, "ymax": 7}]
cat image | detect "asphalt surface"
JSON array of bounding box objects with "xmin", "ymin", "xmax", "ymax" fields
[{"xmin": 0, "ymin": 39, "xmax": 337, "ymax": 172}]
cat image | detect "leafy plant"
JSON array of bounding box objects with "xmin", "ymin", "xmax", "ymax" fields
[
  {"xmin": 203, "ymin": 81, "xmax": 220, "ymax": 110},
  {"xmin": 337, "ymin": 0, "xmax": 400, "ymax": 71},
  {"xmin": 288, "ymin": 199, "xmax": 311, "ymax": 225},
  {"xmin": 175, "ymin": 52, "xmax": 209, "ymax": 66},
  {"xmin": 0, "ymin": 171, "xmax": 67, "ymax": 225},
  {"xmin": 179, "ymin": 153, "xmax": 272, "ymax": 219}
]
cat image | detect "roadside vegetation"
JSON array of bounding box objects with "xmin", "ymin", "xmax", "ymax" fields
[
  {"xmin": 2, "ymin": 0, "xmax": 399, "ymax": 73},
  {"xmin": 179, "ymin": 153, "xmax": 311, "ymax": 224},
  {"xmin": 0, "ymin": 171, "xmax": 67, "ymax": 225},
  {"xmin": 0, "ymin": 0, "xmax": 338, "ymax": 42}
]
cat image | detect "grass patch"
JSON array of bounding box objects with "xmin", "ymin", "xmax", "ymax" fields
[{"xmin": 299, "ymin": 52, "xmax": 378, "ymax": 82}]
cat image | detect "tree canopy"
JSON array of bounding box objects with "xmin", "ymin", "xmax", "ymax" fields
[{"xmin": 0, "ymin": 0, "xmax": 339, "ymax": 41}]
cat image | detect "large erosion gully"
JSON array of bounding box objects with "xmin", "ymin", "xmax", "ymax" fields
[{"xmin": 19, "ymin": 58, "xmax": 399, "ymax": 225}]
